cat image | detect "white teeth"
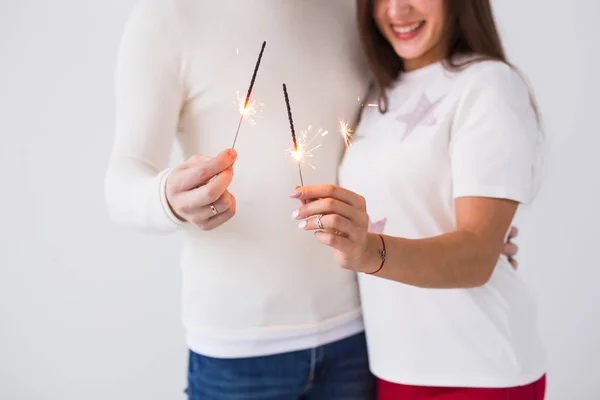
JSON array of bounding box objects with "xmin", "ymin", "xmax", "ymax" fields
[{"xmin": 392, "ymin": 22, "xmax": 423, "ymax": 34}]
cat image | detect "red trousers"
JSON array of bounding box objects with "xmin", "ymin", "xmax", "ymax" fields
[{"xmin": 377, "ymin": 374, "xmax": 546, "ymax": 400}]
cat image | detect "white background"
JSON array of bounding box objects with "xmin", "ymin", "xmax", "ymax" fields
[{"xmin": 0, "ymin": 1, "xmax": 597, "ymax": 399}]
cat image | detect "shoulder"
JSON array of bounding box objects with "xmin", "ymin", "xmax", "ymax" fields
[
  {"xmin": 452, "ymin": 58, "xmax": 532, "ymax": 106},
  {"xmin": 124, "ymin": 0, "xmax": 183, "ymax": 29},
  {"xmin": 128, "ymin": 0, "xmax": 181, "ymax": 13},
  {"xmin": 120, "ymin": 0, "xmax": 186, "ymax": 52}
]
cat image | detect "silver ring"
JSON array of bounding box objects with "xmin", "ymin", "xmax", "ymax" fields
[
  {"xmin": 209, "ymin": 203, "xmax": 219, "ymax": 216},
  {"xmin": 316, "ymin": 214, "xmax": 324, "ymax": 230}
]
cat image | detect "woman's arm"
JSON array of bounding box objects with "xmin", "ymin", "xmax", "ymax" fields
[
  {"xmin": 291, "ymin": 185, "xmax": 517, "ymax": 289},
  {"xmin": 366, "ymin": 197, "xmax": 518, "ymax": 288}
]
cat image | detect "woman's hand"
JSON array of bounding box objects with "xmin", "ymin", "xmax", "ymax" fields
[
  {"xmin": 504, "ymin": 226, "xmax": 519, "ymax": 269},
  {"xmin": 290, "ymin": 184, "xmax": 381, "ymax": 273},
  {"xmin": 165, "ymin": 149, "xmax": 237, "ymax": 230}
]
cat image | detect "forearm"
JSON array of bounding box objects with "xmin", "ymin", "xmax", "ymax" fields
[
  {"xmin": 365, "ymin": 231, "xmax": 500, "ymax": 288},
  {"xmin": 104, "ymin": 155, "xmax": 182, "ymax": 233}
]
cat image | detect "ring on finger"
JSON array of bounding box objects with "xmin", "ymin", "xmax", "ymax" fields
[
  {"xmin": 316, "ymin": 214, "xmax": 324, "ymax": 230},
  {"xmin": 209, "ymin": 203, "xmax": 219, "ymax": 216}
]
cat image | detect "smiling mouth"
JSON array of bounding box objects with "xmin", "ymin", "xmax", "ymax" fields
[{"xmin": 391, "ymin": 21, "xmax": 426, "ymax": 37}]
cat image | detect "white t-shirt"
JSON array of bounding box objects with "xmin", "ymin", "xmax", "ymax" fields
[
  {"xmin": 338, "ymin": 59, "xmax": 546, "ymax": 387},
  {"xmin": 104, "ymin": 0, "xmax": 370, "ymax": 358}
]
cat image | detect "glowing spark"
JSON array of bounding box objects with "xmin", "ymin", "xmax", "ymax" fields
[
  {"xmin": 286, "ymin": 126, "xmax": 328, "ymax": 170},
  {"xmin": 367, "ymin": 103, "xmax": 378, "ymax": 107},
  {"xmin": 233, "ymin": 91, "xmax": 264, "ymax": 125},
  {"xmin": 339, "ymin": 119, "xmax": 354, "ymax": 148},
  {"xmin": 236, "ymin": 47, "xmax": 239, "ymax": 56}
]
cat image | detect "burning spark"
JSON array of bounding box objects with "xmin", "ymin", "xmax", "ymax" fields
[
  {"xmin": 233, "ymin": 91, "xmax": 264, "ymax": 125},
  {"xmin": 286, "ymin": 125, "xmax": 329, "ymax": 169},
  {"xmin": 338, "ymin": 119, "xmax": 354, "ymax": 148}
]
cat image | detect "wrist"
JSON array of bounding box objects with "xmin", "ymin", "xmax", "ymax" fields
[
  {"xmin": 166, "ymin": 194, "xmax": 186, "ymax": 223},
  {"xmin": 361, "ymin": 233, "xmax": 387, "ymax": 274},
  {"xmin": 159, "ymin": 168, "xmax": 187, "ymax": 225}
]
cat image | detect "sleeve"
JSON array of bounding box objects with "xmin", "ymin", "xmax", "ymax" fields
[
  {"xmin": 104, "ymin": 0, "xmax": 187, "ymax": 232},
  {"xmin": 449, "ymin": 62, "xmax": 544, "ymax": 205}
]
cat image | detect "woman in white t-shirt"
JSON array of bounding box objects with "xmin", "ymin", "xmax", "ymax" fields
[{"xmin": 289, "ymin": 0, "xmax": 546, "ymax": 398}]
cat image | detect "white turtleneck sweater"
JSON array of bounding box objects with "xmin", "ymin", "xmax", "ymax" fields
[{"xmin": 104, "ymin": 0, "xmax": 371, "ymax": 358}]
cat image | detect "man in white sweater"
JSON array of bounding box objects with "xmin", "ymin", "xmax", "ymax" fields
[{"xmin": 104, "ymin": 1, "xmax": 519, "ymax": 398}]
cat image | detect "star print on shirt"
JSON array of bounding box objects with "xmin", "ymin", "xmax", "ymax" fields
[
  {"xmin": 368, "ymin": 218, "xmax": 387, "ymax": 234},
  {"xmin": 396, "ymin": 93, "xmax": 445, "ymax": 138}
]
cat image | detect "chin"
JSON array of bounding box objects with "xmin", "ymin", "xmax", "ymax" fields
[{"xmin": 393, "ymin": 47, "xmax": 427, "ymax": 63}]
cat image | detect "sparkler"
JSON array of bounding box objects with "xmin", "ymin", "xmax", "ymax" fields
[
  {"xmin": 231, "ymin": 41, "xmax": 267, "ymax": 149},
  {"xmin": 232, "ymin": 91, "xmax": 264, "ymax": 126},
  {"xmin": 282, "ymin": 83, "xmax": 306, "ymax": 186},
  {"xmin": 285, "ymin": 125, "xmax": 329, "ymax": 170}
]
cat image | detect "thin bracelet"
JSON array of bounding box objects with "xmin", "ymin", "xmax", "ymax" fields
[{"xmin": 366, "ymin": 234, "xmax": 387, "ymax": 275}]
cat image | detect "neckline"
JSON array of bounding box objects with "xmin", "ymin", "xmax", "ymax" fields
[{"xmin": 398, "ymin": 60, "xmax": 444, "ymax": 82}]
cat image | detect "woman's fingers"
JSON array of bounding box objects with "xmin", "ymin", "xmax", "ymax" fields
[
  {"xmin": 293, "ymin": 197, "xmax": 362, "ymax": 223},
  {"xmin": 298, "ymin": 213, "xmax": 355, "ymax": 237},
  {"xmin": 313, "ymin": 230, "xmax": 351, "ymax": 252},
  {"xmin": 291, "ymin": 184, "xmax": 366, "ymax": 210},
  {"xmin": 503, "ymin": 242, "xmax": 518, "ymax": 259}
]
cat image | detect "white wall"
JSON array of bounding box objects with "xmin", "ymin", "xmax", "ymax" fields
[
  {"xmin": 0, "ymin": 1, "xmax": 597, "ymax": 399},
  {"xmin": 0, "ymin": 1, "xmax": 187, "ymax": 399},
  {"xmin": 493, "ymin": 1, "xmax": 600, "ymax": 398}
]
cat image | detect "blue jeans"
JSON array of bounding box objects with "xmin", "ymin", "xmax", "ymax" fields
[{"xmin": 185, "ymin": 332, "xmax": 375, "ymax": 399}]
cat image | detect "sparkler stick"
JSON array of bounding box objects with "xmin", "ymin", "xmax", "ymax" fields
[
  {"xmin": 231, "ymin": 40, "xmax": 267, "ymax": 149},
  {"xmin": 282, "ymin": 83, "xmax": 304, "ymax": 187}
]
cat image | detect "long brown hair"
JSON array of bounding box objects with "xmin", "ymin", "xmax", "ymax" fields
[{"xmin": 357, "ymin": 0, "xmax": 538, "ymax": 118}]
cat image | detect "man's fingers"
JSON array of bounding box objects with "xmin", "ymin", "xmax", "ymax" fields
[
  {"xmin": 172, "ymin": 149, "xmax": 237, "ymax": 191},
  {"xmin": 183, "ymin": 154, "xmax": 211, "ymax": 167},
  {"xmin": 172, "ymin": 168, "xmax": 233, "ymax": 214},
  {"xmin": 196, "ymin": 195, "xmax": 237, "ymax": 231}
]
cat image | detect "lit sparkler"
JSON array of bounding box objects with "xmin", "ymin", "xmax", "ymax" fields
[
  {"xmin": 232, "ymin": 91, "xmax": 264, "ymax": 126},
  {"xmin": 286, "ymin": 125, "xmax": 329, "ymax": 170},
  {"xmin": 231, "ymin": 40, "xmax": 267, "ymax": 149},
  {"xmin": 283, "ymin": 83, "xmax": 314, "ymax": 187}
]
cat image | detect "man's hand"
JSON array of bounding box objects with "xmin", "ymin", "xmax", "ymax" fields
[{"xmin": 165, "ymin": 149, "xmax": 237, "ymax": 230}]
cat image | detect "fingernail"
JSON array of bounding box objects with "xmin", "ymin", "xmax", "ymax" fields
[
  {"xmin": 298, "ymin": 220, "xmax": 307, "ymax": 229},
  {"xmin": 289, "ymin": 191, "xmax": 302, "ymax": 199},
  {"xmin": 291, "ymin": 210, "xmax": 300, "ymax": 219}
]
